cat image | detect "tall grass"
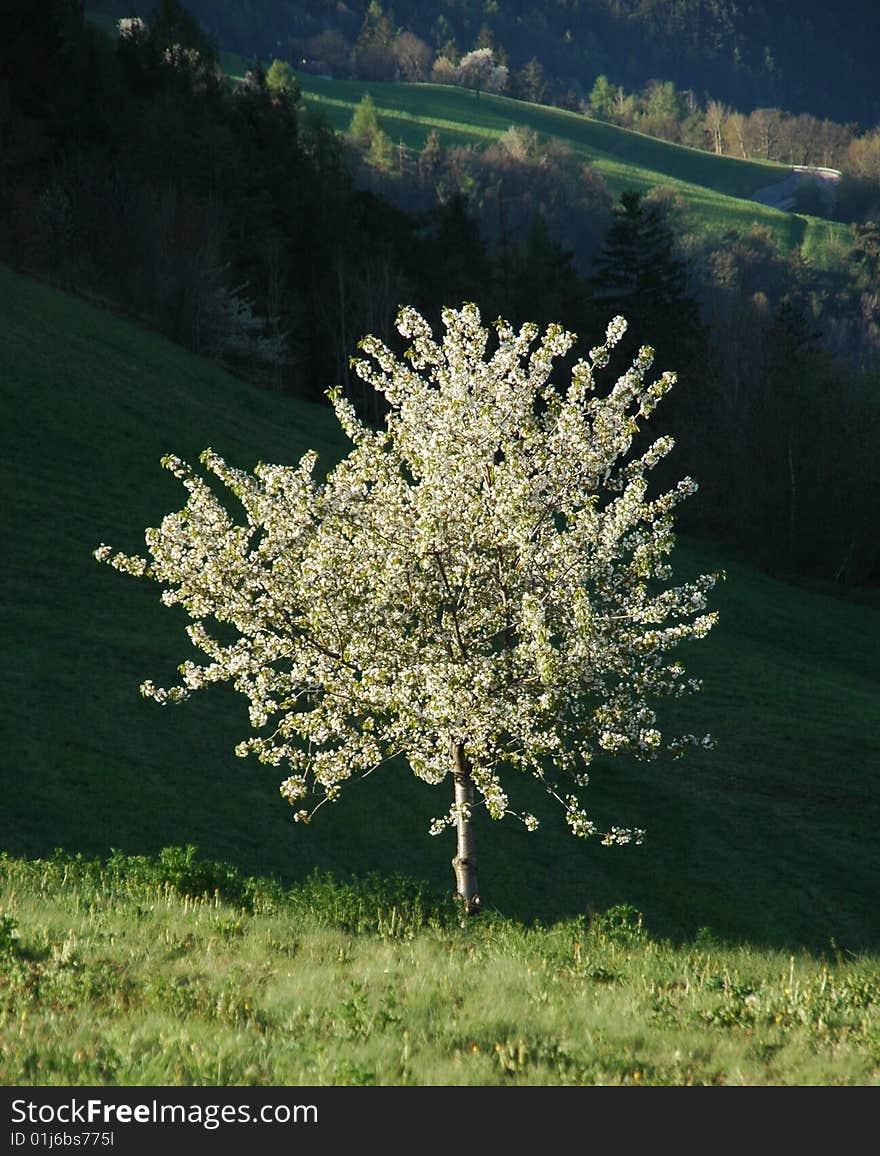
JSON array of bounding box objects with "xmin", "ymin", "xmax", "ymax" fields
[{"xmin": 1, "ymin": 849, "xmax": 878, "ymax": 1086}]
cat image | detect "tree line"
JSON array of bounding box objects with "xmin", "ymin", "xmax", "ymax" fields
[
  {"xmin": 95, "ymin": 0, "xmax": 880, "ymax": 128},
  {"xmin": 1, "ymin": 2, "xmax": 878, "ymax": 585},
  {"xmin": 87, "ymin": 2, "xmax": 880, "ymax": 223}
]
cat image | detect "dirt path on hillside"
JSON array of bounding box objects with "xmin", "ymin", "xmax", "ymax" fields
[{"xmin": 750, "ymin": 166, "xmax": 841, "ymax": 213}]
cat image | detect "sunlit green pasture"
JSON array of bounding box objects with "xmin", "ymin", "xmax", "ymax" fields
[
  {"xmin": 1, "ymin": 850, "xmax": 878, "ymax": 1086},
  {"xmin": 294, "ymin": 75, "xmax": 849, "ymax": 259}
]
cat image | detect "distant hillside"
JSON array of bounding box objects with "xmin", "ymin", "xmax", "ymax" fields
[
  {"xmin": 2, "ymin": 263, "xmax": 879, "ymax": 952},
  {"xmin": 293, "ymin": 74, "xmax": 849, "ymax": 262},
  {"xmin": 81, "ymin": 7, "xmax": 856, "ymax": 266},
  {"xmin": 92, "ymin": 0, "xmax": 880, "ymax": 127}
]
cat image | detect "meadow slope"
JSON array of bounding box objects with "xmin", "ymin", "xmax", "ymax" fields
[
  {"xmin": 85, "ymin": 9, "xmax": 848, "ymax": 261},
  {"xmin": 291, "ymin": 74, "xmax": 848, "ymax": 262},
  {"xmin": 1, "ymin": 263, "xmax": 879, "ymax": 952}
]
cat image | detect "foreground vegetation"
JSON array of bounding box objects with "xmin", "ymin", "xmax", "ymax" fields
[{"xmin": 1, "ymin": 848, "xmax": 878, "ymax": 1086}]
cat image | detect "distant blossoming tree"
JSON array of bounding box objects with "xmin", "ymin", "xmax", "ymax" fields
[
  {"xmin": 457, "ymin": 48, "xmax": 508, "ymax": 97},
  {"xmin": 95, "ymin": 304, "xmax": 717, "ymax": 913}
]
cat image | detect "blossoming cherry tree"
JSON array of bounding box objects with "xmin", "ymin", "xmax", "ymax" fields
[{"xmin": 96, "ymin": 304, "xmax": 717, "ymax": 914}]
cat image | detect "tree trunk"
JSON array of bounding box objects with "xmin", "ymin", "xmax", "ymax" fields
[{"xmin": 451, "ymin": 742, "xmax": 481, "ymax": 916}]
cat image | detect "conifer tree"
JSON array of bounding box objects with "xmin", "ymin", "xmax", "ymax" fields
[{"xmin": 589, "ymin": 190, "xmax": 703, "ymax": 370}]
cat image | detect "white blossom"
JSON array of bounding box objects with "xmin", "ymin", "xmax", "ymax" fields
[
  {"xmin": 117, "ymin": 17, "xmax": 147, "ymax": 41},
  {"xmin": 96, "ymin": 303, "xmax": 718, "ymax": 854}
]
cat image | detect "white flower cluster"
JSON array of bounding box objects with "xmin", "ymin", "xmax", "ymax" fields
[
  {"xmin": 117, "ymin": 17, "xmax": 147, "ymax": 41},
  {"xmin": 95, "ymin": 303, "xmax": 718, "ymax": 848},
  {"xmin": 601, "ymin": 826, "xmax": 647, "ymax": 847}
]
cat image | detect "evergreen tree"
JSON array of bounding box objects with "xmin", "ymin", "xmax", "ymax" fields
[
  {"xmin": 367, "ymin": 127, "xmax": 394, "ymax": 171},
  {"xmin": 589, "ymin": 190, "xmax": 702, "ymax": 367},
  {"xmin": 587, "ymin": 75, "xmax": 616, "ymax": 121},
  {"xmin": 517, "ymin": 57, "xmax": 546, "ymax": 104},
  {"xmin": 502, "ymin": 216, "xmax": 588, "ymax": 335},
  {"xmin": 265, "ymin": 58, "xmax": 298, "ymax": 99},
  {"xmin": 353, "ymin": 1, "xmax": 396, "ymax": 81},
  {"xmin": 744, "ymin": 301, "xmax": 859, "ymax": 575},
  {"xmin": 589, "ymin": 190, "xmax": 708, "ymax": 517},
  {"xmin": 349, "ymin": 92, "xmax": 381, "ymax": 147},
  {"xmin": 412, "ymin": 194, "xmax": 495, "ymax": 324}
]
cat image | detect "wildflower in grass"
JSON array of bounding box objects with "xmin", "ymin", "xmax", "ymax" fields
[{"xmin": 95, "ymin": 303, "xmax": 717, "ymax": 913}]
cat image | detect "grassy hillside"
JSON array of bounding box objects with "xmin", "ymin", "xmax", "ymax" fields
[
  {"xmin": 292, "ymin": 75, "xmax": 849, "ymax": 261},
  {"xmin": 2, "ymin": 263, "xmax": 879, "ymax": 953},
  {"xmin": 86, "ymin": 10, "xmax": 848, "ymax": 262},
  {"xmin": 2, "ymin": 850, "xmax": 878, "ymax": 1086}
]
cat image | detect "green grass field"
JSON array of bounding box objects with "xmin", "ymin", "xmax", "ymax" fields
[
  {"xmin": 2, "ymin": 262, "xmax": 879, "ymax": 960},
  {"xmin": 2, "ymin": 850, "xmax": 878, "ymax": 1085}
]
